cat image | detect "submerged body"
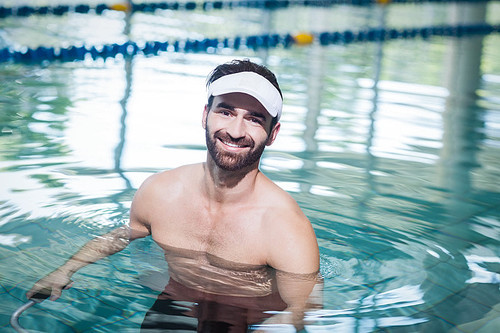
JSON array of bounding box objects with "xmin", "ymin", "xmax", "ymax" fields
[
  {"xmin": 161, "ymin": 243, "xmax": 277, "ymax": 297},
  {"xmin": 141, "ymin": 245, "xmax": 291, "ymax": 331},
  {"xmin": 142, "ymin": 278, "xmax": 287, "ymax": 332}
]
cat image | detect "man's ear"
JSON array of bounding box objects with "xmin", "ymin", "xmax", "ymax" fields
[
  {"xmin": 202, "ymin": 104, "xmax": 209, "ymax": 129},
  {"xmin": 266, "ymin": 122, "xmax": 281, "ymax": 146}
]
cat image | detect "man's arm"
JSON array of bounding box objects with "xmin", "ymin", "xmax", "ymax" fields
[
  {"xmin": 271, "ymin": 270, "xmax": 323, "ymax": 329},
  {"xmin": 263, "ymin": 206, "xmax": 322, "ymax": 329},
  {"xmin": 26, "ymin": 178, "xmax": 154, "ymax": 301}
]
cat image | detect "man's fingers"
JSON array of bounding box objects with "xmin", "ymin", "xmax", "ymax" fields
[
  {"xmin": 26, "ymin": 283, "xmax": 45, "ymax": 299},
  {"xmin": 63, "ymin": 281, "xmax": 74, "ymax": 290},
  {"xmin": 27, "ymin": 281, "xmax": 71, "ymax": 301},
  {"xmin": 28, "ymin": 287, "xmax": 53, "ymax": 301},
  {"xmin": 50, "ymin": 289, "xmax": 62, "ymax": 301},
  {"xmin": 26, "ymin": 290, "xmax": 34, "ymax": 299}
]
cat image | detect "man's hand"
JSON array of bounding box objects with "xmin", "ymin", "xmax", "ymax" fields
[{"xmin": 26, "ymin": 268, "xmax": 73, "ymax": 301}]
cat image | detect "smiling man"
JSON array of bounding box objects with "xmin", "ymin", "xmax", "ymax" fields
[{"xmin": 28, "ymin": 59, "xmax": 321, "ymax": 331}]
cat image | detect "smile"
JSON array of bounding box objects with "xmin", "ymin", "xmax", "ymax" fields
[
  {"xmin": 218, "ymin": 138, "xmax": 249, "ymax": 150},
  {"xmin": 223, "ymin": 141, "xmax": 244, "ymax": 148}
]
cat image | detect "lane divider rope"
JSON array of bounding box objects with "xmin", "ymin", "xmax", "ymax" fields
[
  {"xmin": 1, "ymin": 23, "xmax": 498, "ymax": 64},
  {"xmin": 0, "ymin": 0, "xmax": 497, "ymax": 18}
]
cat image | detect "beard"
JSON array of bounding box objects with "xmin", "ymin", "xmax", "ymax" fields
[{"xmin": 205, "ymin": 126, "xmax": 267, "ymax": 172}]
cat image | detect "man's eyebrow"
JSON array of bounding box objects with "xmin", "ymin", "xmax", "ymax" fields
[{"xmin": 215, "ymin": 102, "xmax": 236, "ymax": 111}]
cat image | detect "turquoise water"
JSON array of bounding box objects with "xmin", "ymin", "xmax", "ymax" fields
[{"xmin": 1, "ymin": 1, "xmax": 500, "ymax": 332}]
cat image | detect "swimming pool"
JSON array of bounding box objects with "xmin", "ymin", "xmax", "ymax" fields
[{"xmin": 1, "ymin": 0, "xmax": 500, "ymax": 331}]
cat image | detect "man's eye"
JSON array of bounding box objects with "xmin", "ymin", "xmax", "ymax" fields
[{"xmin": 250, "ymin": 117, "xmax": 263, "ymax": 124}]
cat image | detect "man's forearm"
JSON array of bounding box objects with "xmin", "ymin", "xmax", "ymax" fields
[
  {"xmin": 61, "ymin": 226, "xmax": 131, "ymax": 274},
  {"xmin": 267, "ymin": 272, "xmax": 322, "ymax": 330},
  {"xmin": 27, "ymin": 226, "xmax": 132, "ymax": 300}
]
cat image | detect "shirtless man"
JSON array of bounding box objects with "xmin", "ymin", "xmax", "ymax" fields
[{"xmin": 27, "ymin": 59, "xmax": 320, "ymax": 331}]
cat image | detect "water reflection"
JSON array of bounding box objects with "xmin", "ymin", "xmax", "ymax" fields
[
  {"xmin": 113, "ymin": 6, "xmax": 134, "ymax": 209},
  {"xmin": 418, "ymin": 12, "xmax": 500, "ymax": 329}
]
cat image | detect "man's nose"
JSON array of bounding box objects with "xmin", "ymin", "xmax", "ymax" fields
[{"xmin": 226, "ymin": 117, "xmax": 246, "ymax": 139}]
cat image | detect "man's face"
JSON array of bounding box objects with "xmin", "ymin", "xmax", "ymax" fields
[{"xmin": 203, "ymin": 93, "xmax": 280, "ymax": 172}]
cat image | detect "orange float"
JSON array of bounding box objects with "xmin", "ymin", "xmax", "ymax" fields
[
  {"xmin": 110, "ymin": 3, "xmax": 130, "ymax": 12},
  {"xmin": 294, "ymin": 33, "xmax": 314, "ymax": 45}
]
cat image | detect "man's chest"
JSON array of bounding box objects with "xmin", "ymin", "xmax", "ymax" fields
[{"xmin": 149, "ymin": 203, "xmax": 268, "ymax": 265}]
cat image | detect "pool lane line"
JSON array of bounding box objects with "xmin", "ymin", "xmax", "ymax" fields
[
  {"xmin": 1, "ymin": 0, "xmax": 499, "ymax": 19},
  {"xmin": 0, "ymin": 23, "xmax": 499, "ymax": 64}
]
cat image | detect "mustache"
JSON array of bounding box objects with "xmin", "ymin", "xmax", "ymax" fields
[{"xmin": 214, "ymin": 130, "xmax": 255, "ymax": 148}]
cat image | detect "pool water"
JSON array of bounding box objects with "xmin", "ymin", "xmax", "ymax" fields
[{"xmin": 1, "ymin": 1, "xmax": 500, "ymax": 332}]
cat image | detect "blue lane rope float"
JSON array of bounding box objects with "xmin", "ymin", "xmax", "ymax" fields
[
  {"xmin": 0, "ymin": 0, "xmax": 498, "ymax": 18},
  {"xmin": 0, "ymin": 23, "xmax": 498, "ymax": 64}
]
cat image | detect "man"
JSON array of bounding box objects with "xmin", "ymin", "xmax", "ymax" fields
[{"xmin": 28, "ymin": 59, "xmax": 321, "ymax": 331}]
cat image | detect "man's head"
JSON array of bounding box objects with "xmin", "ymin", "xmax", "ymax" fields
[
  {"xmin": 206, "ymin": 59, "xmax": 282, "ymax": 129},
  {"xmin": 203, "ymin": 59, "xmax": 282, "ymax": 172}
]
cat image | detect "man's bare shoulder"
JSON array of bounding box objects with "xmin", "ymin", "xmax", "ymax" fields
[
  {"xmin": 258, "ymin": 174, "xmax": 320, "ymax": 274},
  {"xmin": 137, "ymin": 163, "xmax": 203, "ymax": 198},
  {"xmin": 130, "ymin": 164, "xmax": 202, "ymax": 221},
  {"xmin": 257, "ymin": 173, "xmax": 305, "ymax": 216}
]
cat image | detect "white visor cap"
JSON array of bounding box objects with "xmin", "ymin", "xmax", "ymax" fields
[{"xmin": 207, "ymin": 72, "xmax": 283, "ymax": 120}]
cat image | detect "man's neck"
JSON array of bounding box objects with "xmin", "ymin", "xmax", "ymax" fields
[{"xmin": 201, "ymin": 157, "xmax": 260, "ymax": 204}]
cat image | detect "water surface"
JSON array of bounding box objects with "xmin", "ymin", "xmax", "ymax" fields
[{"xmin": 1, "ymin": 1, "xmax": 500, "ymax": 332}]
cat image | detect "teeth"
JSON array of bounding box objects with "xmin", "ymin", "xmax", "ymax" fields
[{"xmin": 223, "ymin": 141, "xmax": 244, "ymax": 148}]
